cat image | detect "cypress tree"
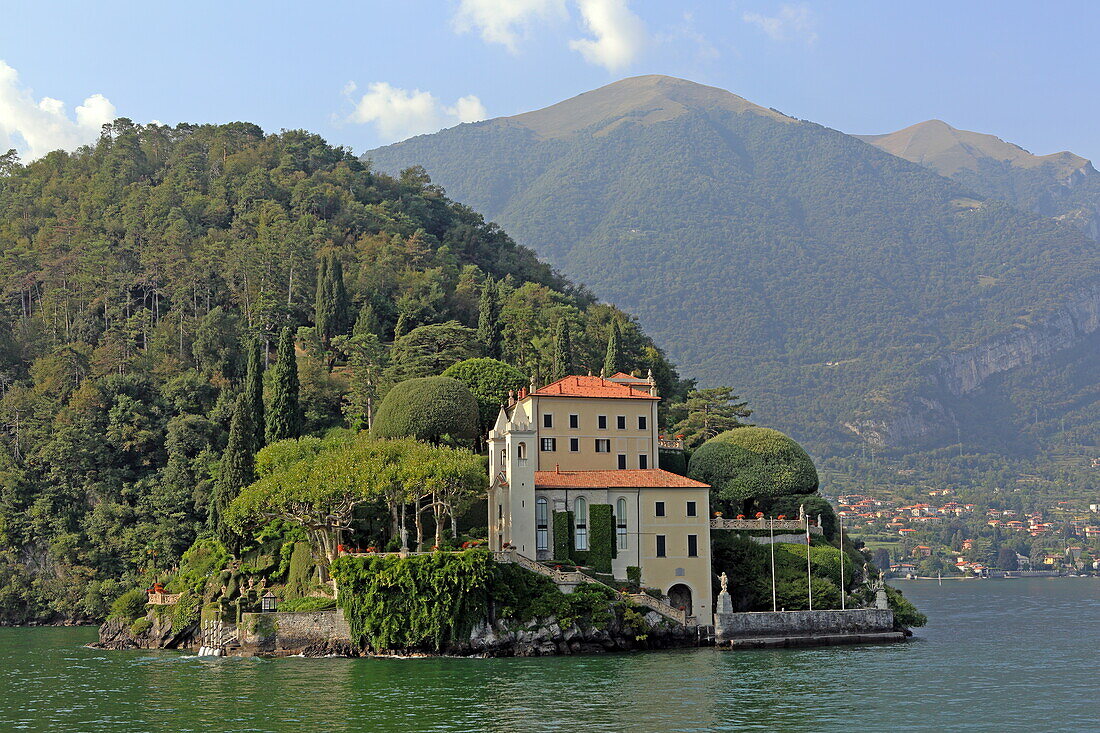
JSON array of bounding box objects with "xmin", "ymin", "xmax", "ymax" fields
[
  {"xmin": 393, "ymin": 311, "xmax": 409, "ymax": 340},
  {"xmin": 314, "ymin": 252, "xmax": 351, "ymax": 347},
  {"xmin": 477, "ymin": 278, "xmax": 500, "ymax": 358},
  {"xmin": 243, "ymin": 336, "xmax": 265, "ymax": 451},
  {"xmin": 211, "ymin": 392, "xmax": 255, "ymax": 545},
  {"xmin": 603, "ymin": 320, "xmax": 624, "ymax": 376},
  {"xmin": 551, "ymin": 318, "xmax": 573, "ymax": 382},
  {"xmin": 266, "ymin": 326, "xmax": 302, "ymax": 442},
  {"xmin": 353, "ymin": 302, "xmax": 380, "ymax": 338}
]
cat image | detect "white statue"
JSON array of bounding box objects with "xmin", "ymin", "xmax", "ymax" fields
[{"xmin": 720, "ymin": 571, "xmax": 729, "ymax": 593}]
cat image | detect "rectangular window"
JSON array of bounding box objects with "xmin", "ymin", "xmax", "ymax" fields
[
  {"xmin": 536, "ymin": 499, "xmax": 548, "ymax": 551},
  {"xmin": 656, "ymin": 535, "xmax": 666, "ymax": 558},
  {"xmin": 616, "ymin": 415, "xmax": 626, "ymax": 430},
  {"xmin": 639, "ymin": 454, "xmax": 649, "ymax": 469},
  {"xmin": 569, "ymin": 414, "xmax": 579, "ymax": 429},
  {"xmin": 540, "ymin": 437, "xmax": 556, "ymax": 452},
  {"xmin": 638, "ymin": 415, "xmax": 648, "ymax": 430},
  {"xmin": 595, "ymin": 439, "xmax": 611, "ymax": 453},
  {"xmin": 686, "ymin": 500, "xmax": 697, "ymax": 517},
  {"xmin": 655, "ymin": 501, "xmax": 665, "ymax": 517},
  {"xmin": 543, "ymin": 413, "xmax": 553, "ymax": 428},
  {"xmin": 598, "ymin": 415, "xmax": 607, "ymax": 429},
  {"xmin": 569, "ymin": 437, "xmax": 579, "ymax": 452},
  {"xmin": 687, "ymin": 534, "xmax": 698, "ymax": 557},
  {"xmin": 617, "ymin": 454, "xmax": 627, "ymax": 470}
]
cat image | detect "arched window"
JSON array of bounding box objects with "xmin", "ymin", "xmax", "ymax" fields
[
  {"xmin": 616, "ymin": 497, "xmax": 628, "ymax": 550},
  {"xmin": 536, "ymin": 498, "xmax": 548, "ymax": 550},
  {"xmin": 517, "ymin": 442, "xmax": 527, "ymax": 460},
  {"xmin": 500, "ymin": 449, "xmax": 506, "ymax": 467},
  {"xmin": 574, "ymin": 497, "xmax": 588, "ymax": 551}
]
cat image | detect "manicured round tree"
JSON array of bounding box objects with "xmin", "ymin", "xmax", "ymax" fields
[
  {"xmin": 687, "ymin": 427, "xmax": 818, "ymax": 514},
  {"xmin": 372, "ymin": 376, "xmax": 480, "ymax": 446},
  {"xmin": 441, "ymin": 358, "xmax": 528, "ymax": 433}
]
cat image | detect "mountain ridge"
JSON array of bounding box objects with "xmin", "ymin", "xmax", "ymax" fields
[{"xmin": 365, "ymin": 75, "xmax": 1100, "ymax": 464}]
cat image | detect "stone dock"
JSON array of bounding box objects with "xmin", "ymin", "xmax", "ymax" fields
[{"xmin": 714, "ymin": 608, "xmax": 904, "ymax": 648}]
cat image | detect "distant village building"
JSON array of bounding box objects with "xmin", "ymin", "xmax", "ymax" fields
[{"xmin": 488, "ymin": 373, "xmax": 713, "ymax": 620}]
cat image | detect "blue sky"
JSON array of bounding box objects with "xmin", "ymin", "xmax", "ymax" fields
[{"xmin": 2, "ymin": 0, "xmax": 1099, "ymax": 161}]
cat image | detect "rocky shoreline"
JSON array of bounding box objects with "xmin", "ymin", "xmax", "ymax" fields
[{"xmin": 90, "ymin": 607, "xmax": 704, "ymax": 658}]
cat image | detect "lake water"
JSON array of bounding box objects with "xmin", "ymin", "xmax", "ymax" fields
[{"xmin": 1, "ymin": 577, "xmax": 1096, "ymax": 732}]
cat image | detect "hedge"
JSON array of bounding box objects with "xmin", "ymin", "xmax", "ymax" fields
[
  {"xmin": 687, "ymin": 427, "xmax": 818, "ymax": 511},
  {"xmin": 372, "ymin": 376, "xmax": 479, "ymax": 445}
]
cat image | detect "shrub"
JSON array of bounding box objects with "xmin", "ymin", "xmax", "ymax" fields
[
  {"xmin": 109, "ymin": 588, "xmax": 148, "ymax": 621},
  {"xmin": 886, "ymin": 586, "xmax": 927, "ymax": 628},
  {"xmin": 688, "ymin": 427, "xmax": 817, "ymax": 512},
  {"xmin": 282, "ymin": 541, "xmax": 315, "ymax": 600},
  {"xmin": 129, "ymin": 617, "xmax": 152, "ymax": 636},
  {"xmin": 441, "ymin": 358, "xmax": 528, "ymax": 433},
  {"xmin": 372, "ymin": 377, "xmax": 479, "ymax": 445},
  {"xmin": 626, "ymin": 566, "xmax": 641, "ymax": 587},
  {"xmin": 168, "ymin": 538, "xmax": 230, "ymax": 595}
]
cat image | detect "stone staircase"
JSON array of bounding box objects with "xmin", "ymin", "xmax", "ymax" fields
[{"xmin": 492, "ymin": 549, "xmax": 689, "ymax": 626}]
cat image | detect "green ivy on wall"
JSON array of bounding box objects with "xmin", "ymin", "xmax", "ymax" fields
[
  {"xmin": 588, "ymin": 504, "xmax": 615, "ymax": 574},
  {"xmin": 553, "ymin": 510, "xmax": 573, "ymax": 562}
]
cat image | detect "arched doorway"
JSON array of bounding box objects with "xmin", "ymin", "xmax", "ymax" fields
[{"xmin": 668, "ymin": 584, "xmax": 692, "ymax": 615}]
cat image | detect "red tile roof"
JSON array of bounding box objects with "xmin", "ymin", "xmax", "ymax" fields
[
  {"xmin": 535, "ymin": 469, "xmax": 708, "ymax": 489},
  {"xmin": 531, "ymin": 375, "xmax": 658, "ymax": 400}
]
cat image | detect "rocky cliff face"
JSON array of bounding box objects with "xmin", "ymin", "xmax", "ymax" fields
[
  {"xmin": 937, "ymin": 285, "xmax": 1100, "ymax": 397},
  {"xmin": 96, "ymin": 614, "xmax": 198, "ymax": 651},
  {"xmin": 845, "ymin": 284, "xmax": 1100, "ymax": 448}
]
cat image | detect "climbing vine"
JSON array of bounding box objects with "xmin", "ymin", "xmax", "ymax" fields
[
  {"xmin": 588, "ymin": 504, "xmax": 615, "ymax": 573},
  {"xmin": 553, "ymin": 510, "xmax": 572, "ymax": 561},
  {"xmin": 331, "ymin": 549, "xmax": 495, "ymax": 652},
  {"xmin": 331, "ymin": 549, "xmax": 625, "ymax": 653}
]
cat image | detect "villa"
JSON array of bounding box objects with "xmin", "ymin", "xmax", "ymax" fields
[{"xmin": 487, "ymin": 373, "xmax": 713, "ymax": 621}]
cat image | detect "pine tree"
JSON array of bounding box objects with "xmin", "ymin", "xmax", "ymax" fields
[
  {"xmin": 476, "ymin": 278, "xmax": 500, "ymax": 358},
  {"xmin": 243, "ymin": 336, "xmax": 265, "ymax": 451},
  {"xmin": 266, "ymin": 326, "xmax": 302, "ymax": 442},
  {"xmin": 603, "ymin": 320, "xmax": 624, "ymax": 376},
  {"xmin": 551, "ymin": 317, "xmax": 573, "ymax": 382},
  {"xmin": 393, "ymin": 311, "xmax": 409, "ymax": 340},
  {"xmin": 211, "ymin": 393, "xmax": 255, "ymax": 545}
]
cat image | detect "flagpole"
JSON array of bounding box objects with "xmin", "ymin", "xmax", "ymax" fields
[
  {"xmin": 839, "ymin": 512, "xmax": 845, "ymax": 611},
  {"xmin": 770, "ymin": 516, "xmax": 777, "ymax": 612},
  {"xmin": 806, "ymin": 510, "xmax": 813, "ymax": 611}
]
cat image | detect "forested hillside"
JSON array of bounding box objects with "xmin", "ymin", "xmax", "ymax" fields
[
  {"xmin": 858, "ymin": 119, "xmax": 1100, "ymax": 240},
  {"xmin": 366, "ymin": 76, "xmax": 1100, "ymax": 466},
  {"xmin": 0, "ymin": 121, "xmax": 686, "ymax": 623}
]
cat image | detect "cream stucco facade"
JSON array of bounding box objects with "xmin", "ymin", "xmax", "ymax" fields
[{"xmin": 487, "ymin": 374, "xmax": 713, "ymax": 621}]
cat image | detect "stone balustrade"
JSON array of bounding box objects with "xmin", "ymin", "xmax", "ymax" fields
[
  {"xmin": 146, "ymin": 592, "xmax": 181, "ymax": 605},
  {"xmin": 710, "ymin": 517, "xmax": 823, "ymax": 534}
]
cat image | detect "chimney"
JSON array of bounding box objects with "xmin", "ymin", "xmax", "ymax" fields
[{"xmin": 555, "ymin": 464, "xmax": 560, "ymax": 474}]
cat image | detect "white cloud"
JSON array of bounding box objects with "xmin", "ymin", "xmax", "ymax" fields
[
  {"xmin": 569, "ymin": 0, "xmax": 647, "ymax": 71},
  {"xmin": 452, "ymin": 0, "xmax": 567, "ymax": 53},
  {"xmin": 345, "ymin": 82, "xmax": 487, "ymax": 143},
  {"xmin": 743, "ymin": 3, "xmax": 817, "ymax": 45},
  {"xmin": 0, "ymin": 60, "xmax": 116, "ymax": 161}
]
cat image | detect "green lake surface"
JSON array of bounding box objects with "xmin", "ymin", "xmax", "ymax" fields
[{"xmin": 1, "ymin": 577, "xmax": 1096, "ymax": 732}]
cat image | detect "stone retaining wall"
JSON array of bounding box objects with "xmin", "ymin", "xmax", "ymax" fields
[
  {"xmin": 715, "ymin": 609, "xmax": 895, "ymax": 643},
  {"xmin": 238, "ymin": 609, "xmax": 353, "ymax": 655}
]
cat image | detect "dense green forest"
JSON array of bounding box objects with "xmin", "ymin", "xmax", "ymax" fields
[
  {"xmin": 366, "ymin": 75, "xmax": 1100, "ymax": 471},
  {"xmin": 0, "ymin": 120, "xmax": 691, "ymax": 624}
]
